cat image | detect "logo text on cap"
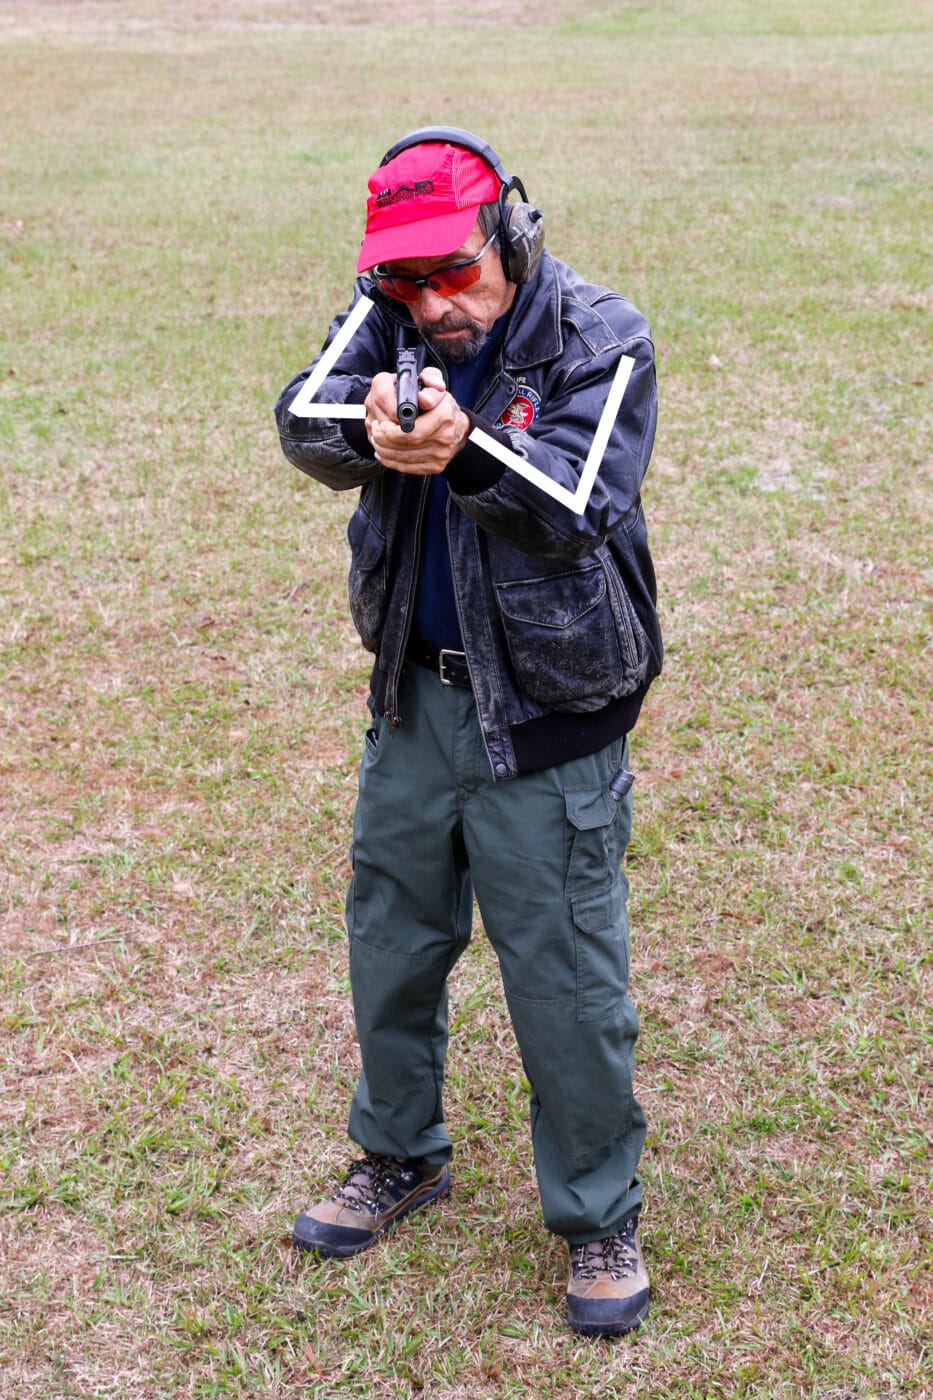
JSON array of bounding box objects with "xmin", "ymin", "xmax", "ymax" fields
[{"xmin": 376, "ymin": 180, "xmax": 435, "ymax": 208}]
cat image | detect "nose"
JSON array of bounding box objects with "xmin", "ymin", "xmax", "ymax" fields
[{"xmin": 415, "ymin": 285, "xmax": 449, "ymax": 321}]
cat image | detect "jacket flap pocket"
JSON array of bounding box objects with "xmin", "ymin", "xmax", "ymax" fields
[{"xmin": 495, "ymin": 565, "xmax": 606, "ymax": 629}]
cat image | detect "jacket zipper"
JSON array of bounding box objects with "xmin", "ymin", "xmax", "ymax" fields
[{"xmin": 387, "ymin": 475, "xmax": 430, "ymax": 730}]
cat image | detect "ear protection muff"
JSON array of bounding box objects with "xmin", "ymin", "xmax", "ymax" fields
[{"xmin": 378, "ymin": 125, "xmax": 545, "ymax": 285}]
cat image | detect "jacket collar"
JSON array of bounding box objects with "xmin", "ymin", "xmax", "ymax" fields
[{"xmin": 500, "ymin": 252, "xmax": 563, "ymax": 371}]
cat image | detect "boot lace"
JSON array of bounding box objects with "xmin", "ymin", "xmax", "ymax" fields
[
  {"xmin": 571, "ymin": 1218, "xmax": 639, "ymax": 1281},
  {"xmin": 331, "ymin": 1152, "xmax": 412, "ymax": 1218}
]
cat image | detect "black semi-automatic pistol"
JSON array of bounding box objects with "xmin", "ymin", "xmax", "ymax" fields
[{"xmin": 396, "ymin": 347, "xmax": 421, "ymax": 433}]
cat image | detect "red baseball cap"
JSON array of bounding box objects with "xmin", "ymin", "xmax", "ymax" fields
[{"xmin": 356, "ymin": 142, "xmax": 502, "ymax": 273}]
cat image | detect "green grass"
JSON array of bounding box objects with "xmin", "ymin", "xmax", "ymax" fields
[{"xmin": 1, "ymin": 1, "xmax": 930, "ymax": 1396}]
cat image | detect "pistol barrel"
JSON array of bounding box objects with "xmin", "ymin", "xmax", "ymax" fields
[{"xmin": 396, "ymin": 348, "xmax": 420, "ymax": 433}]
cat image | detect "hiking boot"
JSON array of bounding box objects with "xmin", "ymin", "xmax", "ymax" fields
[
  {"xmin": 566, "ymin": 1214, "xmax": 650, "ymax": 1336},
  {"xmin": 292, "ymin": 1151, "xmax": 450, "ymax": 1258}
]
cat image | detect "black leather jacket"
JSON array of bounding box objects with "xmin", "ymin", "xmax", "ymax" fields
[{"xmin": 275, "ymin": 252, "xmax": 662, "ymax": 780}]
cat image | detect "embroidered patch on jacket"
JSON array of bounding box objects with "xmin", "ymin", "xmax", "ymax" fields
[{"xmin": 499, "ymin": 385, "xmax": 541, "ymax": 432}]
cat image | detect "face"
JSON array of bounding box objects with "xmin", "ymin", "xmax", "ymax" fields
[{"xmin": 381, "ymin": 221, "xmax": 516, "ymax": 363}]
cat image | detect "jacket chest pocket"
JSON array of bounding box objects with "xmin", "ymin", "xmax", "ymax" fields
[{"xmin": 495, "ymin": 562, "xmax": 646, "ymax": 712}]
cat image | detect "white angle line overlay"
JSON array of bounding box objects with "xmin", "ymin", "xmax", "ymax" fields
[
  {"xmin": 287, "ymin": 294, "xmax": 635, "ymax": 513},
  {"xmin": 286, "ymin": 296, "xmax": 375, "ymax": 419}
]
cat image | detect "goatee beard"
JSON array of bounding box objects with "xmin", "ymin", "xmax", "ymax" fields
[{"xmin": 420, "ymin": 318, "xmax": 489, "ymax": 364}]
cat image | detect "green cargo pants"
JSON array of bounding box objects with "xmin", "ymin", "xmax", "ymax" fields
[{"xmin": 344, "ymin": 661, "xmax": 646, "ymax": 1245}]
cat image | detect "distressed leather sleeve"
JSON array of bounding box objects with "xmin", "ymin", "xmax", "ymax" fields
[
  {"xmin": 447, "ymin": 310, "xmax": 657, "ymax": 563},
  {"xmin": 273, "ymin": 286, "xmax": 390, "ymax": 492}
]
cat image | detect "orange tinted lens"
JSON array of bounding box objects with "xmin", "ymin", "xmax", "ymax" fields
[
  {"xmin": 378, "ymin": 276, "xmax": 421, "ymax": 303},
  {"xmin": 376, "ymin": 244, "xmax": 488, "ymax": 303},
  {"xmin": 426, "ymin": 263, "xmax": 483, "ymax": 296}
]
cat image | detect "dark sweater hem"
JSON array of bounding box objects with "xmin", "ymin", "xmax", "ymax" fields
[
  {"xmin": 444, "ymin": 413, "xmax": 509, "ymax": 495},
  {"xmin": 508, "ymin": 689, "xmax": 646, "ymax": 774},
  {"xmin": 338, "ymin": 385, "xmax": 375, "ymax": 459}
]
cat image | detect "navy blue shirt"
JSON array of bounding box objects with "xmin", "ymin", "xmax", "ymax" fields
[{"xmin": 411, "ymin": 316, "xmax": 508, "ymax": 652}]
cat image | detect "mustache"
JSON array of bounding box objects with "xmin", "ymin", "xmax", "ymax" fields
[{"xmin": 421, "ymin": 313, "xmax": 482, "ymax": 336}]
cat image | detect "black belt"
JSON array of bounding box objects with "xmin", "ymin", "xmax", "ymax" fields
[{"xmin": 406, "ymin": 642, "xmax": 471, "ymax": 689}]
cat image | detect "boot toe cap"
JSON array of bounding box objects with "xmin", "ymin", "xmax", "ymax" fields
[
  {"xmin": 567, "ymin": 1285, "xmax": 650, "ymax": 1336},
  {"xmin": 292, "ymin": 1211, "xmax": 374, "ymax": 1257}
]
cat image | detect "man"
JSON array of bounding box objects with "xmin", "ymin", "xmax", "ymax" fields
[{"xmin": 274, "ymin": 127, "xmax": 663, "ymax": 1338}]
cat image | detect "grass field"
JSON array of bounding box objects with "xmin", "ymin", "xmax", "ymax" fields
[{"xmin": 1, "ymin": 1, "xmax": 930, "ymax": 1396}]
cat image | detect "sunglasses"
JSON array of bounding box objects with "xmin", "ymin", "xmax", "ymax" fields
[{"xmin": 372, "ymin": 231, "xmax": 498, "ymax": 304}]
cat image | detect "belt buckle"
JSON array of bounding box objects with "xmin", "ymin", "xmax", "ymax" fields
[{"xmin": 438, "ymin": 648, "xmax": 467, "ymax": 686}]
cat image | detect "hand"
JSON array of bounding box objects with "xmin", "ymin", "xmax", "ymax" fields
[{"xmin": 364, "ymin": 366, "xmax": 470, "ymax": 475}]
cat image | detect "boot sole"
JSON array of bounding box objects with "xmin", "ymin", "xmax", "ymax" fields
[{"xmin": 292, "ymin": 1169, "xmax": 451, "ymax": 1258}]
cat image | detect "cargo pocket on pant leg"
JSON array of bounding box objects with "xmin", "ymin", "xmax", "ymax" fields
[
  {"xmin": 564, "ymin": 785, "xmax": 620, "ymax": 894},
  {"xmin": 571, "ymin": 878, "xmax": 629, "ymax": 1023}
]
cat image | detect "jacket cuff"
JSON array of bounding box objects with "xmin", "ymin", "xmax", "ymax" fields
[
  {"xmin": 444, "ymin": 412, "xmax": 508, "ymax": 495},
  {"xmin": 338, "ymin": 385, "xmax": 375, "ymax": 459}
]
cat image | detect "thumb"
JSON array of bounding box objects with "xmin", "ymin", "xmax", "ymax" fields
[{"xmin": 420, "ymin": 366, "xmax": 446, "ymax": 391}]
